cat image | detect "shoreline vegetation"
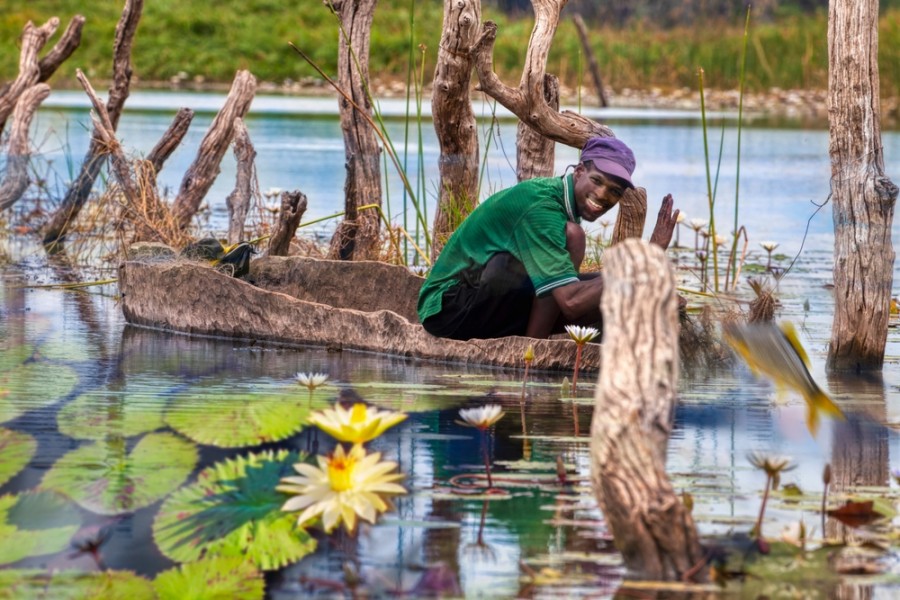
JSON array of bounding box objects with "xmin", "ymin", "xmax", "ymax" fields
[{"xmin": 3, "ymin": 2, "xmax": 899, "ymax": 127}]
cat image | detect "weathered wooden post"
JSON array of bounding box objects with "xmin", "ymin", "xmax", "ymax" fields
[
  {"xmin": 516, "ymin": 74, "xmax": 559, "ymax": 181},
  {"xmin": 590, "ymin": 238, "xmax": 704, "ymax": 580}
]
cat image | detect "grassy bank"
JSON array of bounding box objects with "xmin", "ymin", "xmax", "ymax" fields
[{"xmin": 2, "ymin": 1, "xmax": 900, "ymax": 97}]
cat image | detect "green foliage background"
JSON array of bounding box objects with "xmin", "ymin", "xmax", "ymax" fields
[{"xmin": 1, "ymin": 1, "xmax": 899, "ymax": 96}]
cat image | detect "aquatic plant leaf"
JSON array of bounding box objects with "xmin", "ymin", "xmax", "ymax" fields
[
  {"xmin": 153, "ymin": 449, "xmax": 316, "ymax": 570},
  {"xmin": 56, "ymin": 378, "xmax": 174, "ymax": 441},
  {"xmin": 0, "ymin": 428, "xmax": 36, "ymax": 486},
  {"xmin": 164, "ymin": 384, "xmax": 329, "ymax": 448},
  {"xmin": 153, "ymin": 556, "xmax": 264, "ymax": 600},
  {"xmin": 826, "ymin": 500, "xmax": 887, "ymax": 528},
  {"xmin": 41, "ymin": 432, "xmax": 197, "ymax": 515},
  {"xmin": 0, "ymin": 491, "xmax": 81, "ymax": 566},
  {"xmin": 0, "ymin": 363, "xmax": 79, "ymax": 424},
  {"xmin": 0, "ymin": 569, "xmax": 155, "ymax": 600},
  {"xmin": 0, "ymin": 343, "xmax": 35, "ymax": 371}
]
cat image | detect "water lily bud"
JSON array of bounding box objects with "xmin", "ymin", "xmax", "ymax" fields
[
  {"xmin": 823, "ymin": 463, "xmax": 832, "ymax": 486},
  {"xmin": 524, "ymin": 344, "xmax": 534, "ymax": 364}
]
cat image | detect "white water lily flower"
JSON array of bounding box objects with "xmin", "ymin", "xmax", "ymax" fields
[
  {"xmin": 457, "ymin": 405, "xmax": 505, "ymax": 430},
  {"xmin": 295, "ymin": 372, "xmax": 329, "ymax": 391},
  {"xmin": 759, "ymin": 241, "xmax": 780, "ymax": 252},
  {"xmin": 278, "ymin": 443, "xmax": 406, "ymax": 533},
  {"xmin": 676, "ymin": 212, "xmax": 686, "ymax": 223},
  {"xmin": 309, "ymin": 402, "xmax": 407, "ymax": 443},
  {"xmin": 564, "ymin": 325, "xmax": 600, "ymax": 345},
  {"xmin": 689, "ymin": 218, "xmax": 707, "ymax": 231},
  {"xmin": 715, "ymin": 235, "xmax": 728, "ymax": 247}
]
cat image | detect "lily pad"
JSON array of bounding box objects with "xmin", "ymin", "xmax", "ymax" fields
[
  {"xmin": 153, "ymin": 449, "xmax": 316, "ymax": 570},
  {"xmin": 153, "ymin": 557, "xmax": 264, "ymax": 600},
  {"xmin": 0, "ymin": 569, "xmax": 155, "ymax": 599},
  {"xmin": 0, "ymin": 490, "xmax": 81, "ymax": 566},
  {"xmin": 0, "ymin": 363, "xmax": 79, "ymax": 424},
  {"xmin": 56, "ymin": 378, "xmax": 174, "ymax": 441},
  {"xmin": 41, "ymin": 432, "xmax": 197, "ymax": 515},
  {"xmin": 164, "ymin": 384, "xmax": 331, "ymax": 448},
  {"xmin": 0, "ymin": 428, "xmax": 36, "ymax": 486}
]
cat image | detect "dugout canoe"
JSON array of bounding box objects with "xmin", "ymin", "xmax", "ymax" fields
[{"xmin": 117, "ymin": 251, "xmax": 599, "ymax": 372}]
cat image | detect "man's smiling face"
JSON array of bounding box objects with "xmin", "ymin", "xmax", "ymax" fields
[{"xmin": 573, "ymin": 162, "xmax": 625, "ymax": 222}]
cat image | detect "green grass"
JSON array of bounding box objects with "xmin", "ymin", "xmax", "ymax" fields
[{"xmin": 2, "ymin": 2, "xmax": 900, "ymax": 96}]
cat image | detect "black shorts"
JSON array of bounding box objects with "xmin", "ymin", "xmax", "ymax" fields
[{"xmin": 422, "ymin": 252, "xmax": 534, "ymax": 340}]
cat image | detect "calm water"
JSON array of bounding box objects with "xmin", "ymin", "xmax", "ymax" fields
[{"xmin": 2, "ymin": 92, "xmax": 900, "ymax": 597}]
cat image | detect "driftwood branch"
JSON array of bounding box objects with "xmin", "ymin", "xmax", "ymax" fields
[
  {"xmin": 572, "ymin": 14, "xmax": 608, "ymax": 107},
  {"xmin": 38, "ymin": 15, "xmax": 86, "ymax": 83},
  {"xmin": 0, "ymin": 84, "xmax": 51, "ymax": 212},
  {"xmin": 590, "ymin": 239, "xmax": 704, "ymax": 580},
  {"xmin": 516, "ymin": 74, "xmax": 559, "ymax": 181},
  {"xmin": 267, "ymin": 191, "xmax": 308, "ymax": 257},
  {"xmin": 472, "ymin": 3, "xmax": 613, "ymax": 149},
  {"xmin": 75, "ymin": 70, "xmax": 139, "ymax": 204},
  {"xmin": 171, "ymin": 69, "xmax": 257, "ymax": 229},
  {"xmin": 225, "ymin": 118, "xmax": 256, "ymax": 245},
  {"xmin": 145, "ymin": 107, "xmax": 194, "ymax": 174},
  {"xmin": 610, "ymin": 187, "xmax": 648, "ymax": 246},
  {"xmin": 0, "ymin": 18, "xmax": 59, "ymax": 135},
  {"xmin": 43, "ymin": 0, "xmax": 143, "ymax": 247}
]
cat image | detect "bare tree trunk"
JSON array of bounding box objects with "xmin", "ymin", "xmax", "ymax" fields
[
  {"xmin": 267, "ymin": 191, "xmax": 308, "ymax": 257},
  {"xmin": 42, "ymin": 0, "xmax": 143, "ymax": 248},
  {"xmin": 590, "ymin": 239, "xmax": 704, "ymax": 581},
  {"xmin": 0, "ymin": 84, "xmax": 51, "ymax": 212},
  {"xmin": 225, "ymin": 118, "xmax": 256, "ymax": 245},
  {"xmin": 572, "ymin": 14, "xmax": 608, "ymax": 107},
  {"xmin": 516, "ymin": 74, "xmax": 558, "ymax": 181},
  {"xmin": 609, "ymin": 187, "xmax": 648, "ymax": 246},
  {"xmin": 471, "ymin": 0, "xmax": 614, "ymax": 149},
  {"xmin": 430, "ymin": 0, "xmax": 482, "ymax": 259},
  {"xmin": 329, "ymin": 0, "xmax": 382, "ymax": 261},
  {"xmin": 0, "ymin": 18, "xmax": 59, "ymax": 135},
  {"xmin": 171, "ymin": 70, "xmax": 257, "ymax": 229},
  {"xmin": 827, "ymin": 0, "xmax": 898, "ymax": 371},
  {"xmin": 38, "ymin": 15, "xmax": 86, "ymax": 83}
]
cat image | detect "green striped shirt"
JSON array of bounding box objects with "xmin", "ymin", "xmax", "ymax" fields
[{"xmin": 418, "ymin": 174, "xmax": 581, "ymax": 322}]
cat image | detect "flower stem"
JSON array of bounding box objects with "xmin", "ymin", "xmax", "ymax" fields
[
  {"xmin": 754, "ymin": 474, "xmax": 772, "ymax": 539},
  {"xmin": 572, "ymin": 344, "xmax": 583, "ymax": 395},
  {"xmin": 481, "ymin": 429, "xmax": 493, "ymax": 489}
]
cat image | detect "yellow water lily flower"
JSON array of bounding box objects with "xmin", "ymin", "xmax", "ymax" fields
[
  {"xmin": 309, "ymin": 402, "xmax": 407, "ymax": 443},
  {"xmin": 278, "ymin": 443, "xmax": 406, "ymax": 533}
]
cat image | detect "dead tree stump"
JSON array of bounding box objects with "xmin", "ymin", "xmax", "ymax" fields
[
  {"xmin": 267, "ymin": 191, "xmax": 308, "ymax": 257},
  {"xmin": 590, "ymin": 239, "xmax": 704, "ymax": 581},
  {"xmin": 609, "ymin": 187, "xmax": 648, "ymax": 246},
  {"xmin": 225, "ymin": 118, "xmax": 256, "ymax": 245},
  {"xmin": 171, "ymin": 70, "xmax": 257, "ymax": 229},
  {"xmin": 38, "ymin": 15, "xmax": 85, "ymax": 83},
  {"xmin": 42, "ymin": 0, "xmax": 143, "ymax": 247},
  {"xmin": 516, "ymin": 74, "xmax": 559, "ymax": 181},
  {"xmin": 827, "ymin": 0, "xmax": 898, "ymax": 371},
  {"xmin": 0, "ymin": 84, "xmax": 51, "ymax": 212},
  {"xmin": 329, "ymin": 0, "xmax": 382, "ymax": 262},
  {"xmin": 430, "ymin": 0, "xmax": 481, "ymax": 259},
  {"xmin": 0, "ymin": 18, "xmax": 59, "ymax": 135}
]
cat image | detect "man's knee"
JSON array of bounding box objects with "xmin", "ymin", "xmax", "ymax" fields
[{"xmin": 565, "ymin": 222, "xmax": 586, "ymax": 269}]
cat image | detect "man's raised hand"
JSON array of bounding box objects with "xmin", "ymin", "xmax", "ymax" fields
[{"xmin": 648, "ymin": 194, "xmax": 679, "ymax": 249}]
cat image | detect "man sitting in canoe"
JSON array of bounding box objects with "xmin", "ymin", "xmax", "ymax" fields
[{"xmin": 417, "ymin": 136, "xmax": 679, "ymax": 340}]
